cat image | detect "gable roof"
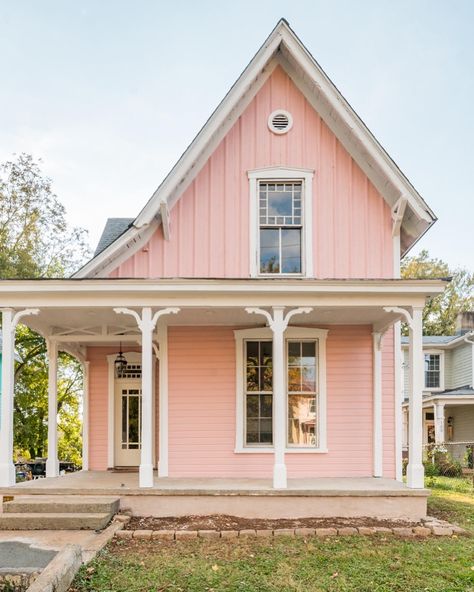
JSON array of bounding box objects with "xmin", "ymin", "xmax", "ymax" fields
[{"xmin": 75, "ymin": 19, "xmax": 437, "ymax": 279}]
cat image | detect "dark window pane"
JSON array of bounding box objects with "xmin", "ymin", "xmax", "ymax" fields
[
  {"xmin": 260, "ymin": 229, "xmax": 280, "ymax": 273},
  {"xmin": 260, "ymin": 341, "xmax": 273, "ymax": 366},
  {"xmin": 128, "ymin": 396, "xmax": 139, "ymax": 444},
  {"xmin": 261, "ymin": 366, "xmax": 273, "ymax": 391},
  {"xmin": 121, "ymin": 396, "xmax": 127, "ymax": 444},
  {"xmin": 260, "ymin": 394, "xmax": 273, "ymax": 417},
  {"xmin": 246, "ymin": 366, "xmax": 259, "ymax": 391},
  {"xmin": 288, "ymin": 342, "xmax": 301, "ymax": 365},
  {"xmin": 281, "ymin": 229, "xmax": 301, "ymax": 273},
  {"xmin": 260, "ymin": 419, "xmax": 273, "ymax": 443},
  {"xmin": 247, "ymin": 395, "xmax": 259, "ymax": 418},
  {"xmin": 302, "ymin": 342, "xmax": 315, "ymax": 359},
  {"xmin": 246, "ymin": 419, "xmax": 259, "ymax": 443},
  {"xmin": 246, "ymin": 341, "xmax": 259, "ymax": 365}
]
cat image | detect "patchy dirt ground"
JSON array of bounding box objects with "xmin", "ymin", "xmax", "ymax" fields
[{"xmin": 124, "ymin": 513, "xmax": 417, "ymax": 531}]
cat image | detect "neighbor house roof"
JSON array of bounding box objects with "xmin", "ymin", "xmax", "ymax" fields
[
  {"xmin": 75, "ymin": 18, "xmax": 437, "ymax": 279},
  {"xmin": 401, "ymin": 332, "xmax": 474, "ymax": 349},
  {"xmin": 94, "ymin": 218, "xmax": 134, "ymax": 256}
]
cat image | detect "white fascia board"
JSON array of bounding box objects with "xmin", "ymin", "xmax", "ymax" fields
[{"xmin": 73, "ymin": 222, "xmax": 157, "ymax": 278}]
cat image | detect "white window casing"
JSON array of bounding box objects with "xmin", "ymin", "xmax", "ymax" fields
[
  {"xmin": 234, "ymin": 326, "xmax": 328, "ymax": 453},
  {"xmin": 248, "ymin": 167, "xmax": 314, "ymax": 278},
  {"xmin": 423, "ymin": 349, "xmax": 445, "ymax": 392}
]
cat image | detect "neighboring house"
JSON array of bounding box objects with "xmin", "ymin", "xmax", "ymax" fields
[
  {"xmin": 0, "ymin": 20, "xmax": 446, "ymax": 519},
  {"xmin": 402, "ymin": 312, "xmax": 474, "ymax": 454}
]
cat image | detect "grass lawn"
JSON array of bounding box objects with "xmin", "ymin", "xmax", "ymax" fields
[{"xmin": 71, "ymin": 489, "xmax": 474, "ymax": 592}]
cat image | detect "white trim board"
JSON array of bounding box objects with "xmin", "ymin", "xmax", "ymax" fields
[{"xmin": 73, "ymin": 20, "xmax": 436, "ymax": 279}]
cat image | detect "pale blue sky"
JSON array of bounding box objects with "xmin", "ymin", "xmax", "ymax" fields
[{"xmin": 1, "ymin": 1, "xmax": 473, "ymax": 269}]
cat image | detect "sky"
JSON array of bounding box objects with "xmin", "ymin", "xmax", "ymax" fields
[{"xmin": 0, "ymin": 1, "xmax": 473, "ymax": 270}]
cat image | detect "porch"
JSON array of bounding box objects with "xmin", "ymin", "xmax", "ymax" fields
[
  {"xmin": 0, "ymin": 472, "xmax": 428, "ymax": 520},
  {"xmin": 0, "ymin": 278, "xmax": 446, "ymax": 503}
]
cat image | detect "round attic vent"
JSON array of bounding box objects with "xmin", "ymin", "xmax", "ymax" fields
[{"xmin": 268, "ymin": 110, "xmax": 293, "ymax": 134}]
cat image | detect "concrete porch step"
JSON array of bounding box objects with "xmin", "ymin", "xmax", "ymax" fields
[
  {"xmin": 3, "ymin": 495, "xmax": 120, "ymax": 515},
  {"xmin": 0, "ymin": 512, "xmax": 112, "ymax": 530}
]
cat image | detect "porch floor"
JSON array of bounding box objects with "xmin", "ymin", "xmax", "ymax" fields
[{"xmin": 0, "ymin": 471, "xmax": 426, "ymax": 498}]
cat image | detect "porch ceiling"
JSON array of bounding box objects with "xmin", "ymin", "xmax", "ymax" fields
[{"xmin": 18, "ymin": 305, "xmax": 404, "ymax": 347}]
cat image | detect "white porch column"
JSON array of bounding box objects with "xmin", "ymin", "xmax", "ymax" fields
[
  {"xmin": 0, "ymin": 308, "xmax": 39, "ymax": 487},
  {"xmin": 372, "ymin": 331, "xmax": 383, "ymax": 477},
  {"xmin": 407, "ymin": 306, "xmax": 425, "ymax": 488},
  {"xmin": 82, "ymin": 360, "xmax": 90, "ymax": 471},
  {"xmin": 114, "ymin": 307, "xmax": 179, "ymax": 488},
  {"xmin": 434, "ymin": 402, "xmax": 445, "ymax": 444},
  {"xmin": 246, "ymin": 306, "xmax": 312, "ymax": 489},
  {"xmin": 46, "ymin": 339, "xmax": 60, "ymax": 478}
]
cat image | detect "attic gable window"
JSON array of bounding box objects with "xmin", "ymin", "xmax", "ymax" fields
[
  {"xmin": 248, "ymin": 167, "xmax": 314, "ymax": 278},
  {"xmin": 259, "ymin": 182, "xmax": 302, "ymax": 274}
]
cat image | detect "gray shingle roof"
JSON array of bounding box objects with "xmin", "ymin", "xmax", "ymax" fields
[
  {"xmin": 94, "ymin": 218, "xmax": 134, "ymax": 256},
  {"xmin": 401, "ymin": 335, "xmax": 458, "ymax": 345}
]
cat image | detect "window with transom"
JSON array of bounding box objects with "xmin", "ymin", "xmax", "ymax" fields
[{"xmin": 259, "ymin": 181, "xmax": 302, "ymax": 274}]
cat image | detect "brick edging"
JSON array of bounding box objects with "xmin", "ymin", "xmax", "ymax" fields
[{"xmin": 116, "ymin": 519, "xmax": 465, "ymax": 541}]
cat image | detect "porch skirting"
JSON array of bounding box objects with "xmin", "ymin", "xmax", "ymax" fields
[{"xmin": 0, "ymin": 473, "xmax": 428, "ymax": 521}]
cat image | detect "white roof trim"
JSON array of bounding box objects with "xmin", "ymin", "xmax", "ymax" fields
[{"xmin": 76, "ymin": 19, "xmax": 436, "ymax": 279}]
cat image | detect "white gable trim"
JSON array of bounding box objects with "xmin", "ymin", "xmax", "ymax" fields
[{"xmin": 76, "ymin": 19, "xmax": 436, "ymax": 278}]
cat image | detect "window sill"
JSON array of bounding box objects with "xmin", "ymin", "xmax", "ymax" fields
[{"xmin": 234, "ymin": 447, "xmax": 328, "ymax": 454}]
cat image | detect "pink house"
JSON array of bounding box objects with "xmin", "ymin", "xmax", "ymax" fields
[{"xmin": 0, "ymin": 21, "xmax": 446, "ymax": 519}]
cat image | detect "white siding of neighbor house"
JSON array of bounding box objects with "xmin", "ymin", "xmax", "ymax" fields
[
  {"xmin": 449, "ymin": 405, "xmax": 474, "ymax": 441},
  {"xmin": 451, "ymin": 343, "xmax": 473, "ymax": 389},
  {"xmin": 444, "ymin": 349, "xmax": 453, "ymax": 390}
]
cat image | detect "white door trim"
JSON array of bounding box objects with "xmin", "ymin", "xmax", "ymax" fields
[{"xmin": 107, "ymin": 351, "xmax": 155, "ymax": 468}]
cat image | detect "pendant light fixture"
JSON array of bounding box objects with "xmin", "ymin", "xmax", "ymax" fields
[{"xmin": 114, "ymin": 342, "xmax": 127, "ymax": 377}]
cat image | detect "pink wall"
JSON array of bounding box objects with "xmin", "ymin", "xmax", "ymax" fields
[
  {"xmin": 86, "ymin": 347, "xmax": 159, "ymax": 471},
  {"xmin": 110, "ymin": 66, "xmax": 393, "ymax": 280},
  {"xmin": 167, "ymin": 325, "xmax": 395, "ymax": 479}
]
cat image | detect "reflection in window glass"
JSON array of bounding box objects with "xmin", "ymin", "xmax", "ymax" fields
[
  {"xmin": 287, "ymin": 341, "xmax": 317, "ymax": 447},
  {"xmin": 245, "ymin": 341, "xmax": 273, "ymax": 444},
  {"xmin": 259, "ymin": 181, "xmax": 302, "ymax": 274}
]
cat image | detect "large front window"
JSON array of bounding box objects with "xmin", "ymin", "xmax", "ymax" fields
[{"xmin": 259, "ymin": 181, "xmax": 302, "ymax": 274}]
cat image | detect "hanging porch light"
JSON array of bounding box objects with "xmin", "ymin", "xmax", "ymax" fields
[{"xmin": 114, "ymin": 342, "xmax": 128, "ymax": 377}]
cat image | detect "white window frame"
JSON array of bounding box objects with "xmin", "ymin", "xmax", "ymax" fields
[
  {"xmin": 423, "ymin": 349, "xmax": 444, "ymax": 392},
  {"xmin": 234, "ymin": 326, "xmax": 328, "ymax": 453},
  {"xmin": 248, "ymin": 167, "xmax": 314, "ymax": 278}
]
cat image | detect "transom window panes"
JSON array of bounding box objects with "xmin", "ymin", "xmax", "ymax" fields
[
  {"xmin": 259, "ymin": 181, "xmax": 302, "ymax": 274},
  {"xmin": 287, "ymin": 340, "xmax": 317, "ymax": 447},
  {"xmin": 424, "ymin": 354, "xmax": 440, "ymax": 389},
  {"xmin": 245, "ymin": 340, "xmax": 273, "ymax": 444}
]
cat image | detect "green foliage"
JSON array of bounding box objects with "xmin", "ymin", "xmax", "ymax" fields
[
  {"xmin": 0, "ymin": 153, "xmax": 90, "ymax": 278},
  {"xmin": 401, "ymin": 249, "xmax": 474, "ymax": 335},
  {"xmin": 0, "ymin": 153, "xmax": 90, "ymax": 464}
]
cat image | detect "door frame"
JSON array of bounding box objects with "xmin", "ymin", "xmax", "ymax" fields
[{"xmin": 107, "ymin": 351, "xmax": 156, "ymax": 468}]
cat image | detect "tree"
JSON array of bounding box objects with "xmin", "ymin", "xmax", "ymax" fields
[
  {"xmin": 0, "ymin": 153, "xmax": 90, "ymax": 464},
  {"xmin": 0, "ymin": 153, "xmax": 89, "ymax": 278},
  {"xmin": 401, "ymin": 250, "xmax": 474, "ymax": 335}
]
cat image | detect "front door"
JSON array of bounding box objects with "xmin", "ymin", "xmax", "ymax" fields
[{"xmin": 114, "ymin": 381, "xmax": 142, "ymax": 466}]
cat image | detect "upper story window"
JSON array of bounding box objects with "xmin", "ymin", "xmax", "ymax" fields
[
  {"xmin": 248, "ymin": 167, "xmax": 314, "ymax": 278},
  {"xmin": 424, "ymin": 353, "xmax": 441, "ymax": 389},
  {"xmin": 259, "ymin": 182, "xmax": 302, "ymax": 274}
]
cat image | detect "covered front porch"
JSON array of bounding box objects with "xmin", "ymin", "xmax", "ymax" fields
[{"xmin": 0, "ymin": 278, "xmax": 446, "ymax": 502}]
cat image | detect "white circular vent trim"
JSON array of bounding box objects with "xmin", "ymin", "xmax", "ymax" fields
[{"xmin": 268, "ymin": 110, "xmax": 293, "ymax": 134}]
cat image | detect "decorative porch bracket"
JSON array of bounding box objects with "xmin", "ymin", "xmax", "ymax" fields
[
  {"xmin": 245, "ymin": 306, "xmax": 313, "ymax": 489},
  {"xmin": 0, "ymin": 308, "xmax": 40, "ymax": 487},
  {"xmin": 114, "ymin": 307, "xmax": 180, "ymax": 488},
  {"xmin": 384, "ymin": 306, "xmax": 425, "ymax": 489}
]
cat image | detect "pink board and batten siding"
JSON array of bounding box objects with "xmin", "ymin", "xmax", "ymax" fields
[
  {"xmin": 109, "ymin": 66, "xmax": 393, "ymax": 280},
  {"xmin": 167, "ymin": 326, "xmax": 395, "ymax": 479}
]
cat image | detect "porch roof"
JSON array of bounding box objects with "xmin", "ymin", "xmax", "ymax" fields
[{"xmin": 0, "ymin": 278, "xmax": 446, "ymax": 348}]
